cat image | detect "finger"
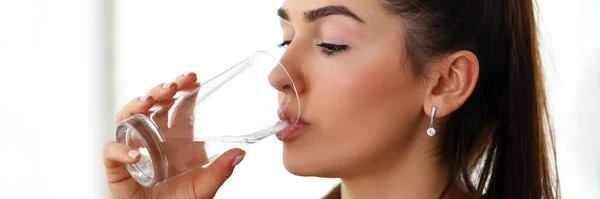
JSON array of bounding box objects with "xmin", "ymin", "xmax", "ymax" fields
[
  {"xmin": 166, "ymin": 88, "xmax": 199, "ymax": 138},
  {"xmin": 103, "ymin": 141, "xmax": 141, "ymax": 183},
  {"xmin": 146, "ymin": 82, "xmax": 178, "ymax": 102},
  {"xmin": 174, "ymin": 72, "xmax": 199, "ymax": 91},
  {"xmin": 161, "ymin": 142, "xmax": 208, "ymax": 174},
  {"xmin": 115, "ymin": 95, "xmax": 156, "ymax": 124},
  {"xmin": 192, "ymin": 148, "xmax": 246, "ymax": 199},
  {"xmin": 168, "ymin": 72, "xmax": 200, "ymax": 130},
  {"xmin": 155, "ymin": 73, "xmax": 200, "ymax": 132}
]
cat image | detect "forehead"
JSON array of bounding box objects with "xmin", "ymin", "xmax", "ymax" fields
[{"xmin": 280, "ymin": 0, "xmax": 390, "ymax": 24}]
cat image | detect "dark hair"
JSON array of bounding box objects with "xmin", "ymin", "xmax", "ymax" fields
[{"xmin": 378, "ymin": 0, "xmax": 560, "ymax": 198}]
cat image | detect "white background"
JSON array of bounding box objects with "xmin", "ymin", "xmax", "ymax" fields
[{"xmin": 0, "ymin": 0, "xmax": 598, "ymax": 198}]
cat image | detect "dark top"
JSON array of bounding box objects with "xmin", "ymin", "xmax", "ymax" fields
[{"xmin": 322, "ymin": 185, "xmax": 341, "ymax": 199}]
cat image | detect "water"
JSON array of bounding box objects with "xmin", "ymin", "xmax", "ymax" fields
[
  {"xmin": 197, "ymin": 127, "xmax": 283, "ymax": 164},
  {"xmin": 203, "ymin": 138, "xmax": 259, "ymax": 163},
  {"xmin": 169, "ymin": 120, "xmax": 288, "ymax": 167}
]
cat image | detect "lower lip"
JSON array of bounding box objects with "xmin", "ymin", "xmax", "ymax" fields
[{"xmin": 276, "ymin": 123, "xmax": 307, "ymax": 141}]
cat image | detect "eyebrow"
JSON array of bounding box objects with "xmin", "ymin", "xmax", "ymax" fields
[{"xmin": 277, "ymin": 5, "xmax": 365, "ymax": 23}]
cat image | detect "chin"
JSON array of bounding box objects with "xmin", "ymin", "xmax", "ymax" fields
[
  {"xmin": 281, "ymin": 146, "xmax": 341, "ymax": 178},
  {"xmin": 283, "ymin": 160, "xmax": 315, "ymax": 177}
]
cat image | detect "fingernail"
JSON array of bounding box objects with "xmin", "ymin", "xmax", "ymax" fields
[
  {"xmin": 139, "ymin": 94, "xmax": 152, "ymax": 102},
  {"xmin": 185, "ymin": 72, "xmax": 194, "ymax": 76},
  {"xmin": 162, "ymin": 82, "xmax": 174, "ymax": 89},
  {"xmin": 231, "ymin": 155, "xmax": 245, "ymax": 167},
  {"xmin": 128, "ymin": 150, "xmax": 140, "ymax": 159}
]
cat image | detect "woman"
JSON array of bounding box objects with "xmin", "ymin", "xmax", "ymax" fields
[{"xmin": 103, "ymin": 0, "xmax": 560, "ymax": 198}]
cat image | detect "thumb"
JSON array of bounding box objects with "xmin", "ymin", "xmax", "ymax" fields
[
  {"xmin": 192, "ymin": 148, "xmax": 246, "ymax": 199},
  {"xmin": 103, "ymin": 141, "xmax": 141, "ymax": 183}
]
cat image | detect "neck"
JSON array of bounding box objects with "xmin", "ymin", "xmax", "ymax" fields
[{"xmin": 338, "ymin": 133, "xmax": 465, "ymax": 199}]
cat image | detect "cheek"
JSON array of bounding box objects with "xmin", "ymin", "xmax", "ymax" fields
[
  {"xmin": 311, "ymin": 56, "xmax": 421, "ymax": 136},
  {"xmin": 284, "ymin": 52, "xmax": 424, "ymax": 176}
]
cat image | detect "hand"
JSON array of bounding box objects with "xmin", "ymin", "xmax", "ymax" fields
[{"xmin": 104, "ymin": 72, "xmax": 246, "ymax": 199}]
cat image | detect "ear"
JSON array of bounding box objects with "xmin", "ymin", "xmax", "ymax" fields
[{"xmin": 423, "ymin": 51, "xmax": 479, "ymax": 118}]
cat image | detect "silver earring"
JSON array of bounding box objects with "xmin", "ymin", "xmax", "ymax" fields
[{"xmin": 427, "ymin": 106, "xmax": 437, "ymax": 136}]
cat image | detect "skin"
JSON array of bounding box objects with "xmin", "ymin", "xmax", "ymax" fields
[{"xmin": 103, "ymin": 0, "xmax": 479, "ymax": 198}]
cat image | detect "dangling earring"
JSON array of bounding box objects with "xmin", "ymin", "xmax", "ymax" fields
[{"xmin": 427, "ymin": 106, "xmax": 438, "ymax": 136}]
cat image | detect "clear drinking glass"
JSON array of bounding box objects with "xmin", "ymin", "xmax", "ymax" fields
[{"xmin": 115, "ymin": 50, "xmax": 300, "ymax": 187}]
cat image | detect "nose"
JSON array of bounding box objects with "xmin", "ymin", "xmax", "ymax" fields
[{"xmin": 268, "ymin": 54, "xmax": 306, "ymax": 95}]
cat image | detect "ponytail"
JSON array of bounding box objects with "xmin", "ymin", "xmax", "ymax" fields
[{"xmin": 483, "ymin": 0, "xmax": 559, "ymax": 198}]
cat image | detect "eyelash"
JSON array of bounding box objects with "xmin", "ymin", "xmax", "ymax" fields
[
  {"xmin": 278, "ymin": 40, "xmax": 349, "ymax": 56},
  {"xmin": 278, "ymin": 41, "xmax": 292, "ymax": 48},
  {"xmin": 317, "ymin": 42, "xmax": 349, "ymax": 56}
]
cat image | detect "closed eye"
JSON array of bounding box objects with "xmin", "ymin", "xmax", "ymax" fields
[
  {"xmin": 278, "ymin": 40, "xmax": 349, "ymax": 57},
  {"xmin": 317, "ymin": 43, "xmax": 348, "ymax": 56}
]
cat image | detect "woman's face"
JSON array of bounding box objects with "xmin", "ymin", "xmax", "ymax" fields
[{"xmin": 273, "ymin": 0, "xmax": 427, "ymax": 178}]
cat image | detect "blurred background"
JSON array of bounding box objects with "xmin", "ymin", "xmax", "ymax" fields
[{"xmin": 0, "ymin": 0, "xmax": 597, "ymax": 198}]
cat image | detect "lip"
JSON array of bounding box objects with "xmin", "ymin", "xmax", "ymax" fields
[
  {"xmin": 276, "ymin": 123, "xmax": 306, "ymax": 141},
  {"xmin": 276, "ymin": 107, "xmax": 309, "ymax": 141}
]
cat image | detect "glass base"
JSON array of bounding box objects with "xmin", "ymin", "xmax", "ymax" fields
[{"xmin": 116, "ymin": 114, "xmax": 169, "ymax": 187}]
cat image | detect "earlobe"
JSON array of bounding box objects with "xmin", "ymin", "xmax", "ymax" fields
[{"xmin": 423, "ymin": 51, "xmax": 479, "ymax": 118}]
